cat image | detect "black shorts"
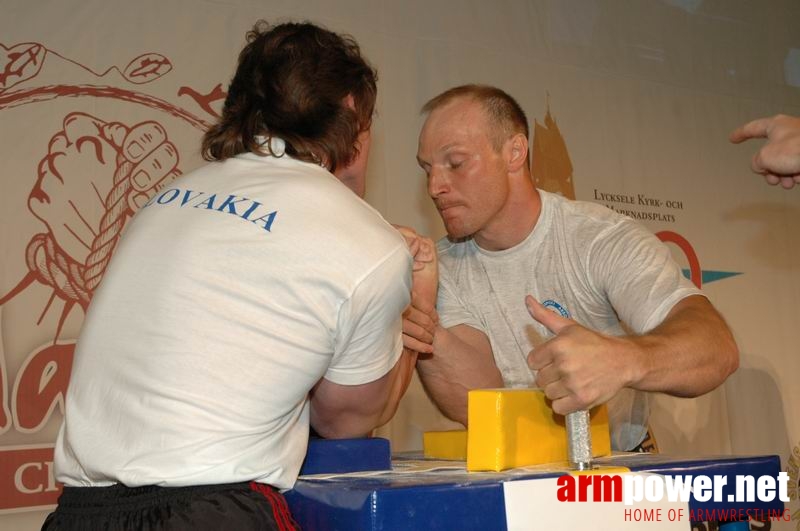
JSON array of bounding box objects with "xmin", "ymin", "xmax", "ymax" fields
[{"xmin": 41, "ymin": 481, "xmax": 299, "ymax": 531}]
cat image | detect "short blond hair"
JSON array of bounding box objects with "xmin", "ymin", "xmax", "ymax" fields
[{"xmin": 421, "ymin": 84, "xmax": 529, "ymax": 151}]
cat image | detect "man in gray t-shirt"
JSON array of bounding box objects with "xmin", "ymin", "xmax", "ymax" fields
[{"xmin": 405, "ymin": 84, "xmax": 739, "ymax": 451}]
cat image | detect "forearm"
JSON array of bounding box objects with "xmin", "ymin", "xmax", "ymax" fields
[
  {"xmin": 626, "ymin": 296, "xmax": 739, "ymax": 397},
  {"xmin": 376, "ymin": 348, "xmax": 418, "ymax": 426},
  {"xmin": 416, "ymin": 324, "xmax": 503, "ymax": 425}
]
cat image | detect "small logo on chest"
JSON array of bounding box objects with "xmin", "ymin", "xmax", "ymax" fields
[{"xmin": 542, "ymin": 299, "xmax": 571, "ymax": 318}]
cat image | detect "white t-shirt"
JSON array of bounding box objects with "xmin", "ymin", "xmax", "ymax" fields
[
  {"xmin": 437, "ymin": 190, "xmax": 702, "ymax": 451},
  {"xmin": 55, "ymin": 141, "xmax": 411, "ymax": 489}
]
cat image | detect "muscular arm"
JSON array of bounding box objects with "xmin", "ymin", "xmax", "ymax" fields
[
  {"xmin": 399, "ymin": 231, "xmax": 504, "ymax": 424},
  {"xmin": 311, "ymin": 230, "xmax": 438, "ymax": 438},
  {"xmin": 309, "ymin": 348, "xmax": 418, "ymax": 438},
  {"xmin": 415, "ymin": 324, "xmax": 503, "ymax": 425},
  {"xmin": 404, "ymin": 247, "xmax": 503, "ymax": 425},
  {"xmin": 528, "ymin": 294, "xmax": 739, "ymax": 415},
  {"xmin": 625, "ymin": 295, "xmax": 739, "ymax": 396}
]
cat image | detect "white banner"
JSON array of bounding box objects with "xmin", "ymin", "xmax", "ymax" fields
[{"xmin": 2, "ymin": 1, "xmax": 798, "ymax": 529}]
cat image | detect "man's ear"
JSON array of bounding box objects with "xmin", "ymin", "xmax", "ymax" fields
[
  {"xmin": 506, "ymin": 133, "xmax": 529, "ymax": 172},
  {"xmin": 343, "ymin": 93, "xmax": 356, "ymax": 111}
]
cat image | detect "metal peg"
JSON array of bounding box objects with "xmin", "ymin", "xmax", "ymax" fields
[{"xmin": 566, "ymin": 410, "xmax": 592, "ymax": 470}]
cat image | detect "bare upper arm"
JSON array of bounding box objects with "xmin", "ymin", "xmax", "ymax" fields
[
  {"xmin": 657, "ymin": 294, "xmax": 725, "ymax": 332},
  {"xmin": 663, "ymin": 293, "xmax": 711, "ymax": 318},
  {"xmin": 309, "ymin": 369, "xmax": 393, "ymax": 439}
]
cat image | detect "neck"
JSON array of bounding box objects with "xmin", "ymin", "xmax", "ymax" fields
[{"xmin": 474, "ymin": 177, "xmax": 541, "ymax": 251}]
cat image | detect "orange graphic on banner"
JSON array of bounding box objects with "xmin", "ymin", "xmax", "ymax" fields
[
  {"xmin": 531, "ymin": 106, "xmax": 575, "ymax": 200},
  {"xmin": 0, "ymin": 43, "xmax": 46, "ymax": 88},
  {"xmin": 0, "ymin": 112, "xmax": 182, "ymax": 338},
  {"xmin": 0, "ymin": 40, "xmax": 225, "ymax": 514},
  {"xmin": 0, "ymin": 342, "xmax": 75, "ymax": 511},
  {"xmin": 656, "ymin": 230, "xmax": 702, "ymax": 289},
  {"xmin": 0, "ymin": 445, "xmax": 61, "ymax": 511}
]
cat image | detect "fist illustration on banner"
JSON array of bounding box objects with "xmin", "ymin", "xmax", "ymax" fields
[{"xmin": 28, "ymin": 112, "xmax": 180, "ymax": 265}]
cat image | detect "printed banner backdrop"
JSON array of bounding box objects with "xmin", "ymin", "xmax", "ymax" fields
[{"xmin": 1, "ymin": 0, "xmax": 798, "ymax": 529}]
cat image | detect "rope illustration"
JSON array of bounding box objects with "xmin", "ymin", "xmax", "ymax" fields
[
  {"xmin": 25, "ymin": 233, "xmax": 91, "ymax": 308},
  {"xmin": 17, "ymin": 150, "xmax": 173, "ymax": 310},
  {"xmin": 82, "ymin": 153, "xmax": 133, "ymax": 291}
]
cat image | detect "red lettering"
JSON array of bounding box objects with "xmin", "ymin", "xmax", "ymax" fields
[
  {"xmin": 13, "ymin": 342, "xmax": 74, "ymax": 431},
  {"xmin": 628, "ymin": 508, "xmax": 660, "ymax": 521},
  {"xmin": 558, "ymin": 474, "xmax": 625, "ymax": 503},
  {"xmin": 578, "ymin": 474, "xmax": 592, "ymax": 501},
  {"xmin": 0, "ymin": 357, "xmax": 8, "ymax": 430},
  {"xmin": 593, "ymin": 474, "xmax": 622, "ymax": 502},
  {"xmin": 557, "ymin": 475, "xmax": 575, "ymax": 502},
  {"xmin": 0, "ymin": 447, "xmax": 62, "ymax": 510}
]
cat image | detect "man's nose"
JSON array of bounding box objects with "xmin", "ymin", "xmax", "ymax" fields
[{"xmin": 427, "ymin": 166, "xmax": 449, "ymax": 198}]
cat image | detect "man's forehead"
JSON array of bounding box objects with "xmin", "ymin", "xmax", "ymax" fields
[
  {"xmin": 418, "ymin": 128, "xmax": 472, "ymax": 161},
  {"xmin": 420, "ymin": 100, "xmax": 488, "ymax": 151},
  {"xmin": 429, "ymin": 97, "xmax": 485, "ymax": 126}
]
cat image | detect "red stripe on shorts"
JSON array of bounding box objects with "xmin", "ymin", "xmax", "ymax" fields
[{"xmin": 249, "ymin": 481, "xmax": 298, "ymax": 531}]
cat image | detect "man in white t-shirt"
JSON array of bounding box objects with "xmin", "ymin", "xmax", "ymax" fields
[
  {"xmin": 406, "ymin": 84, "xmax": 739, "ymax": 452},
  {"xmin": 44, "ymin": 21, "xmax": 437, "ymax": 531}
]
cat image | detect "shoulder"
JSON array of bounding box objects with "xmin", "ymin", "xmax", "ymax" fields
[
  {"xmin": 541, "ymin": 190, "xmax": 638, "ymax": 243},
  {"xmin": 543, "ymin": 190, "xmax": 626, "ymax": 227},
  {"xmin": 282, "ymin": 165, "xmax": 410, "ymax": 275},
  {"xmin": 214, "ymin": 154, "xmax": 409, "ymax": 270}
]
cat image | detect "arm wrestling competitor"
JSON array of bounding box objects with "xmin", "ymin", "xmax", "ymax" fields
[
  {"xmin": 406, "ymin": 84, "xmax": 738, "ymax": 452},
  {"xmin": 44, "ymin": 21, "xmax": 436, "ymax": 531}
]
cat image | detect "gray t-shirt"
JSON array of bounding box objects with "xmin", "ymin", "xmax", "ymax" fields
[{"xmin": 437, "ymin": 190, "xmax": 702, "ymax": 451}]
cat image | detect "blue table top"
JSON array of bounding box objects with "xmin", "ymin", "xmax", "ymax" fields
[{"xmin": 285, "ymin": 452, "xmax": 785, "ymax": 530}]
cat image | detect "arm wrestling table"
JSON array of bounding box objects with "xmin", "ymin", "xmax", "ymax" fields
[{"xmin": 284, "ymin": 442, "xmax": 785, "ymax": 531}]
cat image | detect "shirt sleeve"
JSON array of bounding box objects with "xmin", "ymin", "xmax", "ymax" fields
[
  {"xmin": 587, "ymin": 219, "xmax": 704, "ymax": 334},
  {"xmin": 324, "ymin": 244, "xmax": 412, "ymax": 385},
  {"xmin": 436, "ymin": 260, "xmax": 487, "ymax": 333}
]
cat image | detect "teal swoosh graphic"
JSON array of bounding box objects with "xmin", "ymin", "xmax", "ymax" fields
[{"xmin": 681, "ymin": 269, "xmax": 742, "ymax": 284}]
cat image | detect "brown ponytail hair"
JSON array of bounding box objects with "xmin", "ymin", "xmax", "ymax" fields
[{"xmin": 202, "ymin": 20, "xmax": 377, "ymax": 173}]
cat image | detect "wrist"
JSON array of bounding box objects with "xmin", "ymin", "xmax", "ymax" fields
[
  {"xmin": 623, "ymin": 334, "xmax": 658, "ymax": 390},
  {"xmin": 430, "ymin": 322, "xmax": 449, "ymax": 351}
]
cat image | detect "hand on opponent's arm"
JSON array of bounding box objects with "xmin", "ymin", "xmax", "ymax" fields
[{"xmin": 393, "ymin": 225, "xmax": 439, "ymax": 354}]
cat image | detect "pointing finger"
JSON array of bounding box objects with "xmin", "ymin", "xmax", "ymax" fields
[{"xmin": 729, "ymin": 117, "xmax": 771, "ymax": 144}]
